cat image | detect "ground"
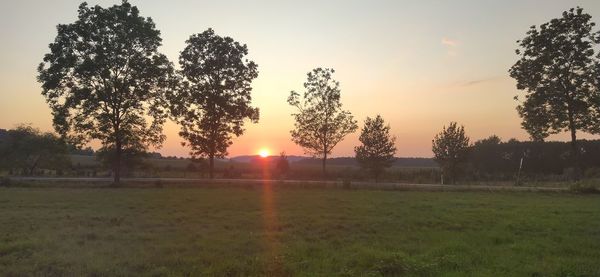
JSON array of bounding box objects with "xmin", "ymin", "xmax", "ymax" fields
[{"xmin": 1, "ymin": 186, "xmax": 599, "ymax": 276}]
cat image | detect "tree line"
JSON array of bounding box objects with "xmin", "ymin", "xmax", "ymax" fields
[{"xmin": 16, "ymin": 1, "xmax": 600, "ymax": 184}]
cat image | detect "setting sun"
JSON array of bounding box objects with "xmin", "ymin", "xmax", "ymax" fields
[{"xmin": 258, "ymin": 148, "xmax": 270, "ymax": 158}]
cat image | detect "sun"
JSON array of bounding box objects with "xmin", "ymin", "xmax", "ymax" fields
[{"xmin": 258, "ymin": 148, "xmax": 270, "ymax": 158}]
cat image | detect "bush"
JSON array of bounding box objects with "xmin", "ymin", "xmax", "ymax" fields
[
  {"xmin": 569, "ymin": 182, "xmax": 600, "ymax": 194},
  {"xmin": 584, "ymin": 167, "xmax": 600, "ymax": 178}
]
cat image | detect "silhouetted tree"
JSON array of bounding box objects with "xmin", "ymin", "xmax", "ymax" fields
[
  {"xmin": 169, "ymin": 29, "xmax": 259, "ymax": 179},
  {"xmin": 275, "ymin": 152, "xmax": 290, "ymax": 178},
  {"xmin": 37, "ymin": 1, "xmax": 173, "ymax": 184},
  {"xmin": 0, "ymin": 125, "xmax": 70, "ymax": 175},
  {"xmin": 509, "ymin": 7, "xmax": 600, "ymax": 177},
  {"xmin": 288, "ymin": 68, "xmax": 358, "ymax": 177},
  {"xmin": 354, "ymin": 115, "xmax": 397, "ymax": 182},
  {"xmin": 432, "ymin": 122, "xmax": 470, "ymax": 184}
]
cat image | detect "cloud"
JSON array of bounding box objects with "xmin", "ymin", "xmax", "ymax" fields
[
  {"xmin": 441, "ymin": 37, "xmax": 458, "ymax": 47},
  {"xmin": 457, "ymin": 76, "xmax": 505, "ymax": 87},
  {"xmin": 441, "ymin": 37, "xmax": 460, "ymax": 57}
]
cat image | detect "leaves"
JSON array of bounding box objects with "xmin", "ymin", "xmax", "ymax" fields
[
  {"xmin": 0, "ymin": 125, "xmax": 70, "ymax": 174},
  {"xmin": 168, "ymin": 29, "xmax": 259, "ymax": 161},
  {"xmin": 354, "ymin": 115, "xmax": 397, "ymax": 180},
  {"xmin": 432, "ymin": 122, "xmax": 470, "ymax": 183},
  {"xmin": 37, "ymin": 0, "xmax": 173, "ymax": 157},
  {"xmin": 288, "ymin": 68, "xmax": 358, "ymax": 159},
  {"xmin": 509, "ymin": 7, "xmax": 600, "ymax": 141}
]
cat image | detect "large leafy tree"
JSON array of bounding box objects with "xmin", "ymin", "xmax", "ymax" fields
[
  {"xmin": 354, "ymin": 115, "xmax": 397, "ymax": 182},
  {"xmin": 169, "ymin": 29, "xmax": 259, "ymax": 178},
  {"xmin": 288, "ymin": 68, "xmax": 358, "ymax": 177},
  {"xmin": 37, "ymin": 1, "xmax": 173, "ymax": 183},
  {"xmin": 0, "ymin": 125, "xmax": 70, "ymax": 175},
  {"xmin": 432, "ymin": 122, "xmax": 470, "ymax": 184},
  {"xmin": 509, "ymin": 7, "xmax": 600, "ymax": 175}
]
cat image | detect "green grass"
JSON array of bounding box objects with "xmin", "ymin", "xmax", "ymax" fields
[{"xmin": 0, "ymin": 187, "xmax": 599, "ymax": 276}]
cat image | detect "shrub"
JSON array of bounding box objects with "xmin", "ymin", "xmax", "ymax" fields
[{"xmin": 569, "ymin": 182, "xmax": 600, "ymax": 194}]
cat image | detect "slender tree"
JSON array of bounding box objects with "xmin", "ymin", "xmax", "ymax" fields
[
  {"xmin": 37, "ymin": 1, "xmax": 173, "ymax": 184},
  {"xmin": 288, "ymin": 68, "xmax": 358, "ymax": 177},
  {"xmin": 275, "ymin": 152, "xmax": 291, "ymax": 178},
  {"xmin": 509, "ymin": 7, "xmax": 600, "ymax": 176},
  {"xmin": 169, "ymin": 29, "xmax": 259, "ymax": 178},
  {"xmin": 354, "ymin": 115, "xmax": 397, "ymax": 182},
  {"xmin": 432, "ymin": 122, "xmax": 470, "ymax": 184}
]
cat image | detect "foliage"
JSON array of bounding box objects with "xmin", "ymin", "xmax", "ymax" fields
[
  {"xmin": 67, "ymin": 144, "xmax": 94, "ymax": 156},
  {"xmin": 0, "ymin": 125, "xmax": 70, "ymax": 174},
  {"xmin": 95, "ymin": 147, "xmax": 148, "ymax": 178},
  {"xmin": 354, "ymin": 115, "xmax": 397, "ymax": 181},
  {"xmin": 509, "ymin": 7, "xmax": 600, "ymax": 173},
  {"xmin": 468, "ymin": 138, "xmax": 600, "ymax": 181},
  {"xmin": 432, "ymin": 122, "xmax": 470, "ymax": 184},
  {"xmin": 37, "ymin": 0, "xmax": 174, "ymax": 183},
  {"xmin": 169, "ymin": 28, "xmax": 259, "ymax": 178},
  {"xmin": 569, "ymin": 181, "xmax": 600, "ymax": 194},
  {"xmin": 288, "ymin": 68, "xmax": 358, "ymax": 176},
  {"xmin": 275, "ymin": 152, "xmax": 290, "ymax": 177}
]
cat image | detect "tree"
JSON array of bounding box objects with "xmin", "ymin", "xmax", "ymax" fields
[
  {"xmin": 169, "ymin": 29, "xmax": 259, "ymax": 179},
  {"xmin": 288, "ymin": 68, "xmax": 358, "ymax": 177},
  {"xmin": 0, "ymin": 125, "xmax": 70, "ymax": 175},
  {"xmin": 275, "ymin": 152, "xmax": 291, "ymax": 178},
  {"xmin": 432, "ymin": 122, "xmax": 470, "ymax": 184},
  {"xmin": 37, "ymin": 1, "xmax": 173, "ymax": 184},
  {"xmin": 354, "ymin": 115, "xmax": 397, "ymax": 182},
  {"xmin": 509, "ymin": 7, "xmax": 600, "ymax": 177}
]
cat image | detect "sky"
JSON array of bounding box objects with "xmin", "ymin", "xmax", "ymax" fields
[{"xmin": 1, "ymin": 0, "xmax": 600, "ymax": 158}]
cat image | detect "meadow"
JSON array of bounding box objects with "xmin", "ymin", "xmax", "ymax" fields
[{"xmin": 1, "ymin": 186, "xmax": 599, "ymax": 276}]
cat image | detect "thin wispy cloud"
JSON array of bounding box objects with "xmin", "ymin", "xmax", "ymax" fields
[
  {"xmin": 456, "ymin": 76, "xmax": 505, "ymax": 88},
  {"xmin": 441, "ymin": 37, "xmax": 458, "ymax": 47},
  {"xmin": 441, "ymin": 37, "xmax": 459, "ymax": 56}
]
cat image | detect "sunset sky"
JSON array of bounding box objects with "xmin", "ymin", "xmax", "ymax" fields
[{"xmin": 1, "ymin": 0, "xmax": 600, "ymax": 158}]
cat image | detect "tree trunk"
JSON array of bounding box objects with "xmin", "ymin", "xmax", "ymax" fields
[
  {"xmin": 29, "ymin": 156, "xmax": 40, "ymax": 176},
  {"xmin": 322, "ymin": 152, "xmax": 327, "ymax": 179},
  {"xmin": 209, "ymin": 154, "xmax": 215, "ymax": 179},
  {"xmin": 114, "ymin": 139, "xmax": 122, "ymax": 184},
  {"xmin": 570, "ymin": 127, "xmax": 581, "ymax": 180}
]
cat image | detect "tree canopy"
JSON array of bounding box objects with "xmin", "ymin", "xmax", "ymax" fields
[
  {"xmin": 37, "ymin": 1, "xmax": 173, "ymax": 183},
  {"xmin": 354, "ymin": 115, "xmax": 397, "ymax": 181},
  {"xmin": 169, "ymin": 28, "xmax": 259, "ymax": 178},
  {"xmin": 288, "ymin": 68, "xmax": 358, "ymax": 177},
  {"xmin": 0, "ymin": 125, "xmax": 70, "ymax": 175},
  {"xmin": 432, "ymin": 122, "xmax": 470, "ymax": 184},
  {"xmin": 509, "ymin": 7, "xmax": 600, "ymax": 175}
]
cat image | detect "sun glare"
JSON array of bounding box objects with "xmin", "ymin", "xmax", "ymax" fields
[{"xmin": 258, "ymin": 148, "xmax": 270, "ymax": 158}]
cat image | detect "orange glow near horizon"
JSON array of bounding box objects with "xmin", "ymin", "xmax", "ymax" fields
[{"xmin": 258, "ymin": 148, "xmax": 270, "ymax": 158}]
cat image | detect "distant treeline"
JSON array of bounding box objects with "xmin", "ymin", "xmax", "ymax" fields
[
  {"xmin": 467, "ymin": 138, "xmax": 600, "ymax": 181},
  {"xmin": 294, "ymin": 157, "xmax": 437, "ymax": 168}
]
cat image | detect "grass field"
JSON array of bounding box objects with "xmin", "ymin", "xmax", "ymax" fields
[{"xmin": 1, "ymin": 186, "xmax": 599, "ymax": 276}]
